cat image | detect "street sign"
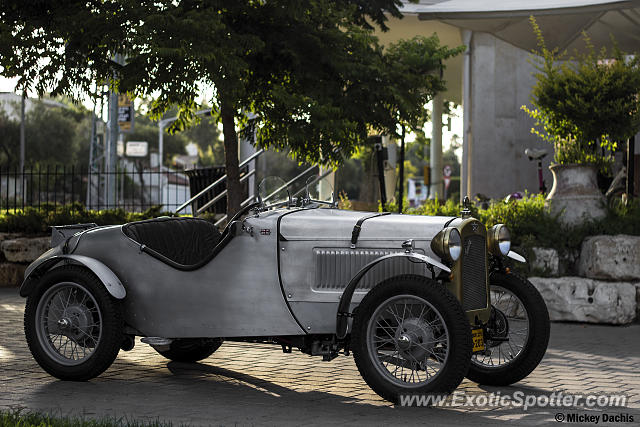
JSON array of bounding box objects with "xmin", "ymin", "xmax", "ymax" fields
[
  {"xmin": 443, "ymin": 165, "xmax": 452, "ymax": 194},
  {"xmin": 126, "ymin": 141, "xmax": 148, "ymax": 157},
  {"xmin": 118, "ymin": 94, "xmax": 134, "ymax": 132}
]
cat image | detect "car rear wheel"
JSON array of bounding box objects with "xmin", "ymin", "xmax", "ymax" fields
[
  {"xmin": 352, "ymin": 275, "xmax": 472, "ymax": 403},
  {"xmin": 466, "ymin": 271, "xmax": 550, "ymax": 385},
  {"xmin": 156, "ymin": 338, "xmax": 223, "ymax": 363},
  {"xmin": 24, "ymin": 265, "xmax": 123, "ymax": 381}
]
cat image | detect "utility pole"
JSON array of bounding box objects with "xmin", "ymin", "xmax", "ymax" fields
[
  {"xmin": 19, "ymin": 90, "xmax": 25, "ymax": 173},
  {"xmin": 106, "ymin": 54, "xmax": 122, "ymax": 208},
  {"xmin": 430, "ymin": 92, "xmax": 443, "ymax": 200},
  {"xmin": 107, "ymin": 88, "xmax": 118, "ymax": 208},
  {"xmin": 87, "ymin": 89, "xmax": 106, "ymax": 210},
  {"xmin": 398, "ymin": 125, "xmax": 405, "ymax": 213},
  {"xmin": 87, "ymin": 99, "xmax": 97, "ymax": 208},
  {"xmin": 627, "ymin": 136, "xmax": 635, "ymax": 200}
]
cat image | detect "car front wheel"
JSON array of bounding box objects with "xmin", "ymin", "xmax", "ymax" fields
[
  {"xmin": 352, "ymin": 275, "xmax": 472, "ymax": 403},
  {"xmin": 466, "ymin": 271, "xmax": 550, "ymax": 385}
]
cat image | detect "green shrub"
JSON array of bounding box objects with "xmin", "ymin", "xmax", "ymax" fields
[
  {"xmin": 383, "ymin": 194, "xmax": 640, "ymax": 274},
  {"xmin": 0, "ymin": 204, "xmax": 175, "ymax": 234},
  {"xmin": 522, "ymin": 17, "xmax": 640, "ymax": 175},
  {"xmin": 381, "ymin": 196, "xmax": 464, "ymax": 216}
]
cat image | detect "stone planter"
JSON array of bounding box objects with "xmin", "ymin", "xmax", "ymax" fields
[{"xmin": 546, "ymin": 163, "xmax": 606, "ymax": 226}]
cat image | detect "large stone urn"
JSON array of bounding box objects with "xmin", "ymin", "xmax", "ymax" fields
[{"xmin": 546, "ymin": 164, "xmax": 606, "ymax": 226}]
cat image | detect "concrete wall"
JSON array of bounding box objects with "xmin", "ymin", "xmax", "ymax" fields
[{"xmin": 470, "ymin": 32, "xmax": 552, "ymax": 198}]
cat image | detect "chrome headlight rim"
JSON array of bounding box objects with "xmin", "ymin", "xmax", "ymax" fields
[
  {"xmin": 445, "ymin": 227, "xmax": 461, "ymax": 262},
  {"xmin": 430, "ymin": 226, "xmax": 463, "ymax": 263},
  {"xmin": 489, "ymin": 224, "xmax": 511, "ymax": 256}
]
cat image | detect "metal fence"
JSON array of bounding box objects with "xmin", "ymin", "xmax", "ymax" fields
[{"xmin": 0, "ymin": 165, "xmax": 195, "ymax": 214}]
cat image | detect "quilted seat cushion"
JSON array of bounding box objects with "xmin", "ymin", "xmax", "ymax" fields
[{"xmin": 122, "ymin": 217, "xmax": 221, "ymax": 267}]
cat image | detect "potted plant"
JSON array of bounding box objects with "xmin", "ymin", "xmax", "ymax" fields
[{"xmin": 522, "ymin": 17, "xmax": 640, "ymax": 225}]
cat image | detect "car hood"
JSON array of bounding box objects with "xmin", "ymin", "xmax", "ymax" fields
[{"xmin": 279, "ymin": 208, "xmax": 454, "ymax": 242}]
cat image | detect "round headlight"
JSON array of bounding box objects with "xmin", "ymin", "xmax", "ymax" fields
[
  {"xmin": 447, "ymin": 228, "xmax": 461, "ymax": 261},
  {"xmin": 489, "ymin": 224, "xmax": 511, "ymax": 255},
  {"xmin": 430, "ymin": 226, "xmax": 462, "ymax": 263}
]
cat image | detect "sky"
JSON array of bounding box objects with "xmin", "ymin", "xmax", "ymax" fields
[{"xmin": 1, "ymin": 76, "xmax": 20, "ymax": 94}]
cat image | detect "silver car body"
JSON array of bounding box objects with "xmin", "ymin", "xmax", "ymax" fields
[{"xmin": 22, "ymin": 207, "xmax": 456, "ymax": 338}]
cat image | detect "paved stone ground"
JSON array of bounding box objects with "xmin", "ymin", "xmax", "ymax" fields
[{"xmin": 1, "ymin": 288, "xmax": 639, "ymax": 426}]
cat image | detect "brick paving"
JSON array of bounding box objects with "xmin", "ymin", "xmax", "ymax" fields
[{"xmin": 1, "ymin": 288, "xmax": 639, "ymax": 426}]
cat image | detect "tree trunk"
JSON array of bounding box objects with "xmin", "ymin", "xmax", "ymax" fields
[{"xmin": 220, "ymin": 98, "xmax": 242, "ymax": 217}]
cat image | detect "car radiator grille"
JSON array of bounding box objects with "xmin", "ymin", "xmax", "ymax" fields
[{"xmin": 461, "ymin": 234, "xmax": 488, "ymax": 310}]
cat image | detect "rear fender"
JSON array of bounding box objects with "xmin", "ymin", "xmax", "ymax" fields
[
  {"xmin": 19, "ymin": 254, "xmax": 126, "ymax": 299},
  {"xmin": 335, "ymin": 252, "xmax": 450, "ymax": 339}
]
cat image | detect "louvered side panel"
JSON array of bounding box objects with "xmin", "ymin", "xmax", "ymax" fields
[{"xmin": 313, "ymin": 248, "xmax": 425, "ymax": 290}]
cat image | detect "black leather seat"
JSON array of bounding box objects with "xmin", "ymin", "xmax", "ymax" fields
[{"xmin": 122, "ymin": 217, "xmax": 222, "ymax": 268}]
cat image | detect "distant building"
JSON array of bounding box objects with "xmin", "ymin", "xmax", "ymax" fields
[{"xmin": 173, "ymin": 154, "xmax": 199, "ymax": 169}]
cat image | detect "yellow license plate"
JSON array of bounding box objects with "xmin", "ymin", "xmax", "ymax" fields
[{"xmin": 472, "ymin": 328, "xmax": 485, "ymax": 352}]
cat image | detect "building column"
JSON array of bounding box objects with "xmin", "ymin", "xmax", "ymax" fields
[
  {"xmin": 461, "ymin": 29, "xmax": 473, "ymax": 201},
  {"xmin": 382, "ymin": 135, "xmax": 397, "ymax": 202},
  {"xmin": 430, "ymin": 92, "xmax": 443, "ymax": 199}
]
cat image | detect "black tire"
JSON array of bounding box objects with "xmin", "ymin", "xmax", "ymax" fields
[
  {"xmin": 24, "ymin": 265, "xmax": 123, "ymax": 381},
  {"xmin": 466, "ymin": 271, "xmax": 550, "ymax": 386},
  {"xmin": 156, "ymin": 338, "xmax": 223, "ymax": 363},
  {"xmin": 352, "ymin": 275, "xmax": 472, "ymax": 403}
]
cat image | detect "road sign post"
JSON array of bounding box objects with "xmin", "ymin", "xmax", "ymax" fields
[
  {"xmin": 118, "ymin": 94, "xmax": 134, "ymax": 133},
  {"xmin": 443, "ymin": 165, "xmax": 452, "ymax": 200}
]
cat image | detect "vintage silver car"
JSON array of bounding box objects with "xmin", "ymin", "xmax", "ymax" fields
[{"xmin": 20, "ymin": 178, "xmax": 550, "ymax": 403}]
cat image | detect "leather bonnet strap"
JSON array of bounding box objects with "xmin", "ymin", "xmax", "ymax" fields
[{"xmin": 350, "ymin": 212, "xmax": 391, "ymax": 249}]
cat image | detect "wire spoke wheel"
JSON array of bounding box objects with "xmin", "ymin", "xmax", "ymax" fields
[
  {"xmin": 353, "ymin": 275, "xmax": 471, "ymax": 402},
  {"xmin": 466, "ymin": 272, "xmax": 550, "ymax": 386},
  {"xmin": 35, "ymin": 282, "xmax": 103, "ymax": 367},
  {"xmin": 367, "ymin": 294, "xmax": 450, "ymax": 388},
  {"xmin": 25, "ymin": 266, "xmax": 123, "ymax": 381},
  {"xmin": 472, "ymin": 285, "xmax": 529, "ymax": 369}
]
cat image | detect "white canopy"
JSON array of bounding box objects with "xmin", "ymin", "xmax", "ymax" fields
[{"xmin": 403, "ymin": 0, "xmax": 640, "ymax": 54}]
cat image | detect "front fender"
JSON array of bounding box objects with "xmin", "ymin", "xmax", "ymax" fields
[
  {"xmin": 335, "ymin": 252, "xmax": 450, "ymax": 339},
  {"xmin": 20, "ymin": 254, "xmax": 126, "ymax": 299}
]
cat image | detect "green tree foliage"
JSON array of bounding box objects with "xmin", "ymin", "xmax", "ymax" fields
[
  {"xmin": 0, "ymin": 109, "xmax": 19, "ymax": 165},
  {"xmin": 0, "ymin": 0, "xmax": 462, "ymax": 216},
  {"xmin": 522, "ymin": 17, "xmax": 640, "ymax": 172},
  {"xmin": 182, "ymin": 114, "xmax": 224, "ymax": 167},
  {"xmin": 0, "ymin": 100, "xmax": 86, "ymax": 167}
]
